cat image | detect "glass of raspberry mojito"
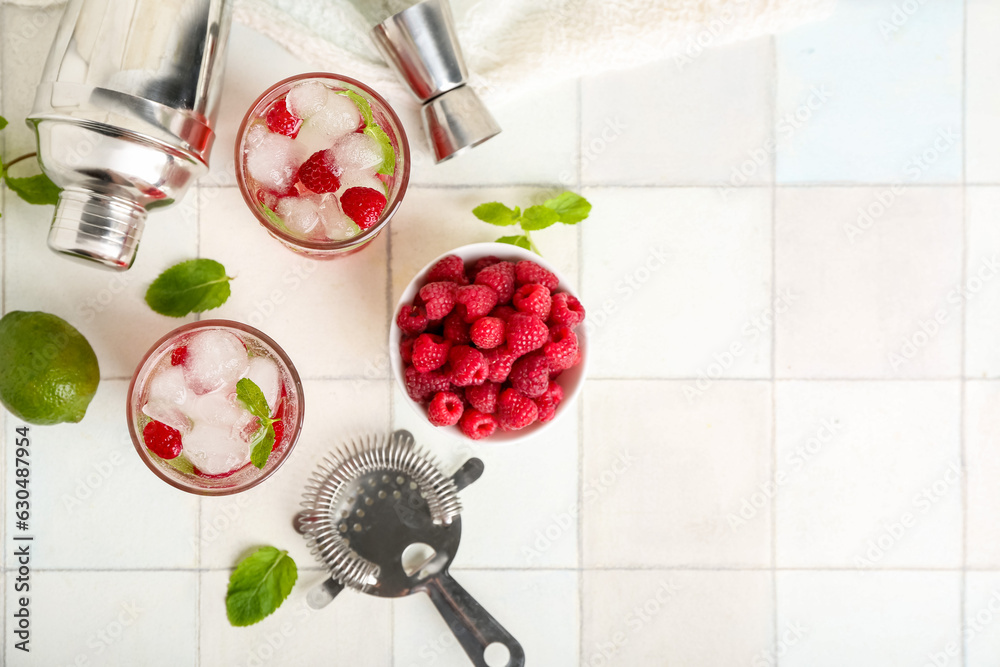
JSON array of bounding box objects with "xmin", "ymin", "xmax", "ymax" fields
[
  {"xmin": 235, "ymin": 73, "xmax": 410, "ymax": 258},
  {"xmin": 127, "ymin": 321, "xmax": 304, "ymax": 495}
]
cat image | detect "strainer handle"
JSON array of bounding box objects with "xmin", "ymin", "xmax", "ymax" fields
[{"xmin": 423, "ymin": 572, "xmax": 525, "ymax": 667}]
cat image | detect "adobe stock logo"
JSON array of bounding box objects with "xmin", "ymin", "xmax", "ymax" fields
[
  {"xmin": 717, "ymin": 85, "xmax": 832, "ymax": 200},
  {"xmin": 843, "ymin": 127, "xmax": 959, "ymax": 244},
  {"xmin": 584, "ymin": 579, "xmax": 681, "ymax": 667},
  {"xmin": 888, "ymin": 255, "xmax": 1000, "ymax": 372},
  {"xmin": 683, "ymin": 289, "xmax": 798, "ymax": 402},
  {"xmin": 854, "ymin": 461, "xmax": 961, "ymax": 568},
  {"xmin": 521, "ymin": 450, "xmax": 634, "ymax": 564},
  {"xmin": 878, "ymin": 0, "xmax": 930, "ymax": 40}
]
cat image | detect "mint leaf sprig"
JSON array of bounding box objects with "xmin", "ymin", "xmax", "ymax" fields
[
  {"xmin": 226, "ymin": 546, "xmax": 298, "ymax": 626},
  {"xmin": 0, "ymin": 115, "xmax": 62, "ymax": 212},
  {"xmin": 236, "ymin": 378, "xmax": 282, "ymax": 469},
  {"xmin": 145, "ymin": 258, "xmax": 234, "ymax": 318},
  {"xmin": 473, "ymin": 191, "xmax": 591, "ymax": 255}
]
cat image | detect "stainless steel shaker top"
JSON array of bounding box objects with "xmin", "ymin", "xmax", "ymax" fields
[{"xmin": 28, "ymin": 0, "xmax": 233, "ymax": 270}]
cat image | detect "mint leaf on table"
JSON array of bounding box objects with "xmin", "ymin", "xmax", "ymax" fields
[
  {"xmin": 236, "ymin": 377, "xmax": 281, "ymax": 469},
  {"xmin": 363, "ymin": 124, "xmax": 396, "ymax": 176},
  {"xmin": 0, "ymin": 118, "xmax": 62, "ymax": 209},
  {"xmin": 226, "ymin": 546, "xmax": 298, "ymax": 627},
  {"xmin": 145, "ymin": 259, "xmax": 233, "ymax": 318},
  {"xmin": 338, "ymin": 89, "xmax": 374, "ymax": 128},
  {"xmin": 473, "ymin": 191, "xmax": 588, "ymax": 256},
  {"xmin": 543, "ymin": 191, "xmax": 591, "ymax": 224},
  {"xmin": 145, "ymin": 198, "xmax": 176, "ymax": 211},
  {"xmin": 473, "ymin": 202, "xmax": 521, "ymax": 226},
  {"xmin": 5, "ymin": 173, "xmax": 60, "ymax": 206},
  {"xmin": 519, "ymin": 205, "xmax": 560, "ymax": 231}
]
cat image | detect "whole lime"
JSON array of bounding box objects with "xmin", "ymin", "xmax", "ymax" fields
[{"xmin": 0, "ymin": 311, "xmax": 100, "ymax": 425}]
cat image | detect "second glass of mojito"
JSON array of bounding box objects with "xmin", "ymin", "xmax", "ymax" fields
[{"xmin": 127, "ymin": 320, "xmax": 304, "ymax": 495}]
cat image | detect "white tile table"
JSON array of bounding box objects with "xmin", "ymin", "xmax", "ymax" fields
[{"xmin": 1, "ymin": 0, "xmax": 997, "ymax": 665}]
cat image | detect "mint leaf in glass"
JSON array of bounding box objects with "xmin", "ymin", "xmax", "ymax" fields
[
  {"xmin": 236, "ymin": 377, "xmax": 281, "ymax": 469},
  {"xmin": 519, "ymin": 205, "xmax": 560, "ymax": 231},
  {"xmin": 145, "ymin": 259, "xmax": 233, "ymax": 318},
  {"xmin": 543, "ymin": 191, "xmax": 591, "ymax": 224},
  {"xmin": 0, "ymin": 116, "xmax": 8, "ymax": 131},
  {"xmin": 250, "ymin": 425, "xmax": 276, "ymax": 469},
  {"xmin": 258, "ymin": 203, "xmax": 291, "ymax": 233},
  {"xmin": 226, "ymin": 546, "xmax": 298, "ymax": 627},
  {"xmin": 363, "ymin": 124, "xmax": 395, "ymax": 176},
  {"xmin": 164, "ymin": 453, "xmax": 195, "ymax": 475},
  {"xmin": 236, "ymin": 377, "xmax": 270, "ymax": 421},
  {"xmin": 474, "ymin": 202, "xmax": 520, "ymax": 226},
  {"xmin": 337, "ymin": 89, "xmax": 374, "ymax": 129}
]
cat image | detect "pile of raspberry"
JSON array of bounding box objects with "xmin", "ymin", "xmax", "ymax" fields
[{"xmin": 396, "ymin": 254, "xmax": 586, "ymax": 440}]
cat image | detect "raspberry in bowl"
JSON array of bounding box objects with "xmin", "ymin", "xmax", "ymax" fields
[
  {"xmin": 390, "ymin": 243, "xmax": 588, "ymax": 443},
  {"xmin": 127, "ymin": 321, "xmax": 304, "ymax": 495},
  {"xmin": 235, "ymin": 73, "xmax": 410, "ymax": 258}
]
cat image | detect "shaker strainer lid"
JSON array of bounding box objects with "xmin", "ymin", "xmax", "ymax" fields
[
  {"xmin": 295, "ymin": 430, "xmax": 525, "ymax": 667},
  {"xmin": 298, "ymin": 430, "xmax": 463, "ymax": 592}
]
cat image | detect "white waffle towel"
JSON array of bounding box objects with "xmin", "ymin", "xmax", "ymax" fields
[
  {"xmin": 234, "ymin": 0, "xmax": 836, "ymax": 105},
  {"xmin": 6, "ymin": 0, "xmax": 835, "ymax": 106}
]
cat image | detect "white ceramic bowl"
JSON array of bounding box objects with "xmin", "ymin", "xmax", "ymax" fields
[{"xmin": 390, "ymin": 242, "xmax": 589, "ymax": 444}]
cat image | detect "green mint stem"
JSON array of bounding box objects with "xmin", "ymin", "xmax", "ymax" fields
[{"xmin": 4, "ymin": 152, "xmax": 37, "ymax": 171}]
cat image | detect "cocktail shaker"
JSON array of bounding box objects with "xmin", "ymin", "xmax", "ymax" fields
[
  {"xmin": 27, "ymin": 0, "xmax": 234, "ymax": 270},
  {"xmin": 370, "ymin": 0, "xmax": 500, "ymax": 163}
]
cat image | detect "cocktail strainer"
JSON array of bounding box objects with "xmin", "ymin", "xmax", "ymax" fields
[{"xmin": 295, "ymin": 430, "xmax": 525, "ymax": 667}]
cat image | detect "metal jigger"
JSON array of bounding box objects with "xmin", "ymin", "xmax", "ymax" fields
[{"xmin": 371, "ymin": 0, "xmax": 501, "ymax": 163}]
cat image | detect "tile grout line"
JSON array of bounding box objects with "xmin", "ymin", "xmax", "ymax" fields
[
  {"xmin": 575, "ymin": 75, "xmax": 585, "ymax": 665},
  {"xmin": 960, "ymin": 2, "xmax": 969, "ymax": 665},
  {"xmin": 195, "ymin": 177, "xmax": 203, "ymax": 665},
  {"xmin": 194, "ymin": 182, "xmax": 202, "ymax": 324},
  {"xmin": 197, "ymin": 181, "xmax": 991, "ymax": 191},
  {"xmin": 768, "ymin": 33, "xmax": 779, "ymax": 665},
  {"xmin": 386, "ymin": 188, "xmax": 394, "ymax": 667},
  {"xmin": 196, "ymin": 500, "xmax": 202, "ymax": 667},
  {"xmin": 196, "ymin": 553, "xmax": 202, "ymax": 667},
  {"xmin": 104, "ymin": 374, "xmax": 1000, "ymax": 383},
  {"xmin": 105, "ymin": 374, "xmax": 1000, "ymax": 383},
  {"xmin": 9, "ymin": 564, "xmax": 992, "ymax": 573},
  {"xmin": 1, "ymin": 4, "xmax": 7, "ymax": 657}
]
